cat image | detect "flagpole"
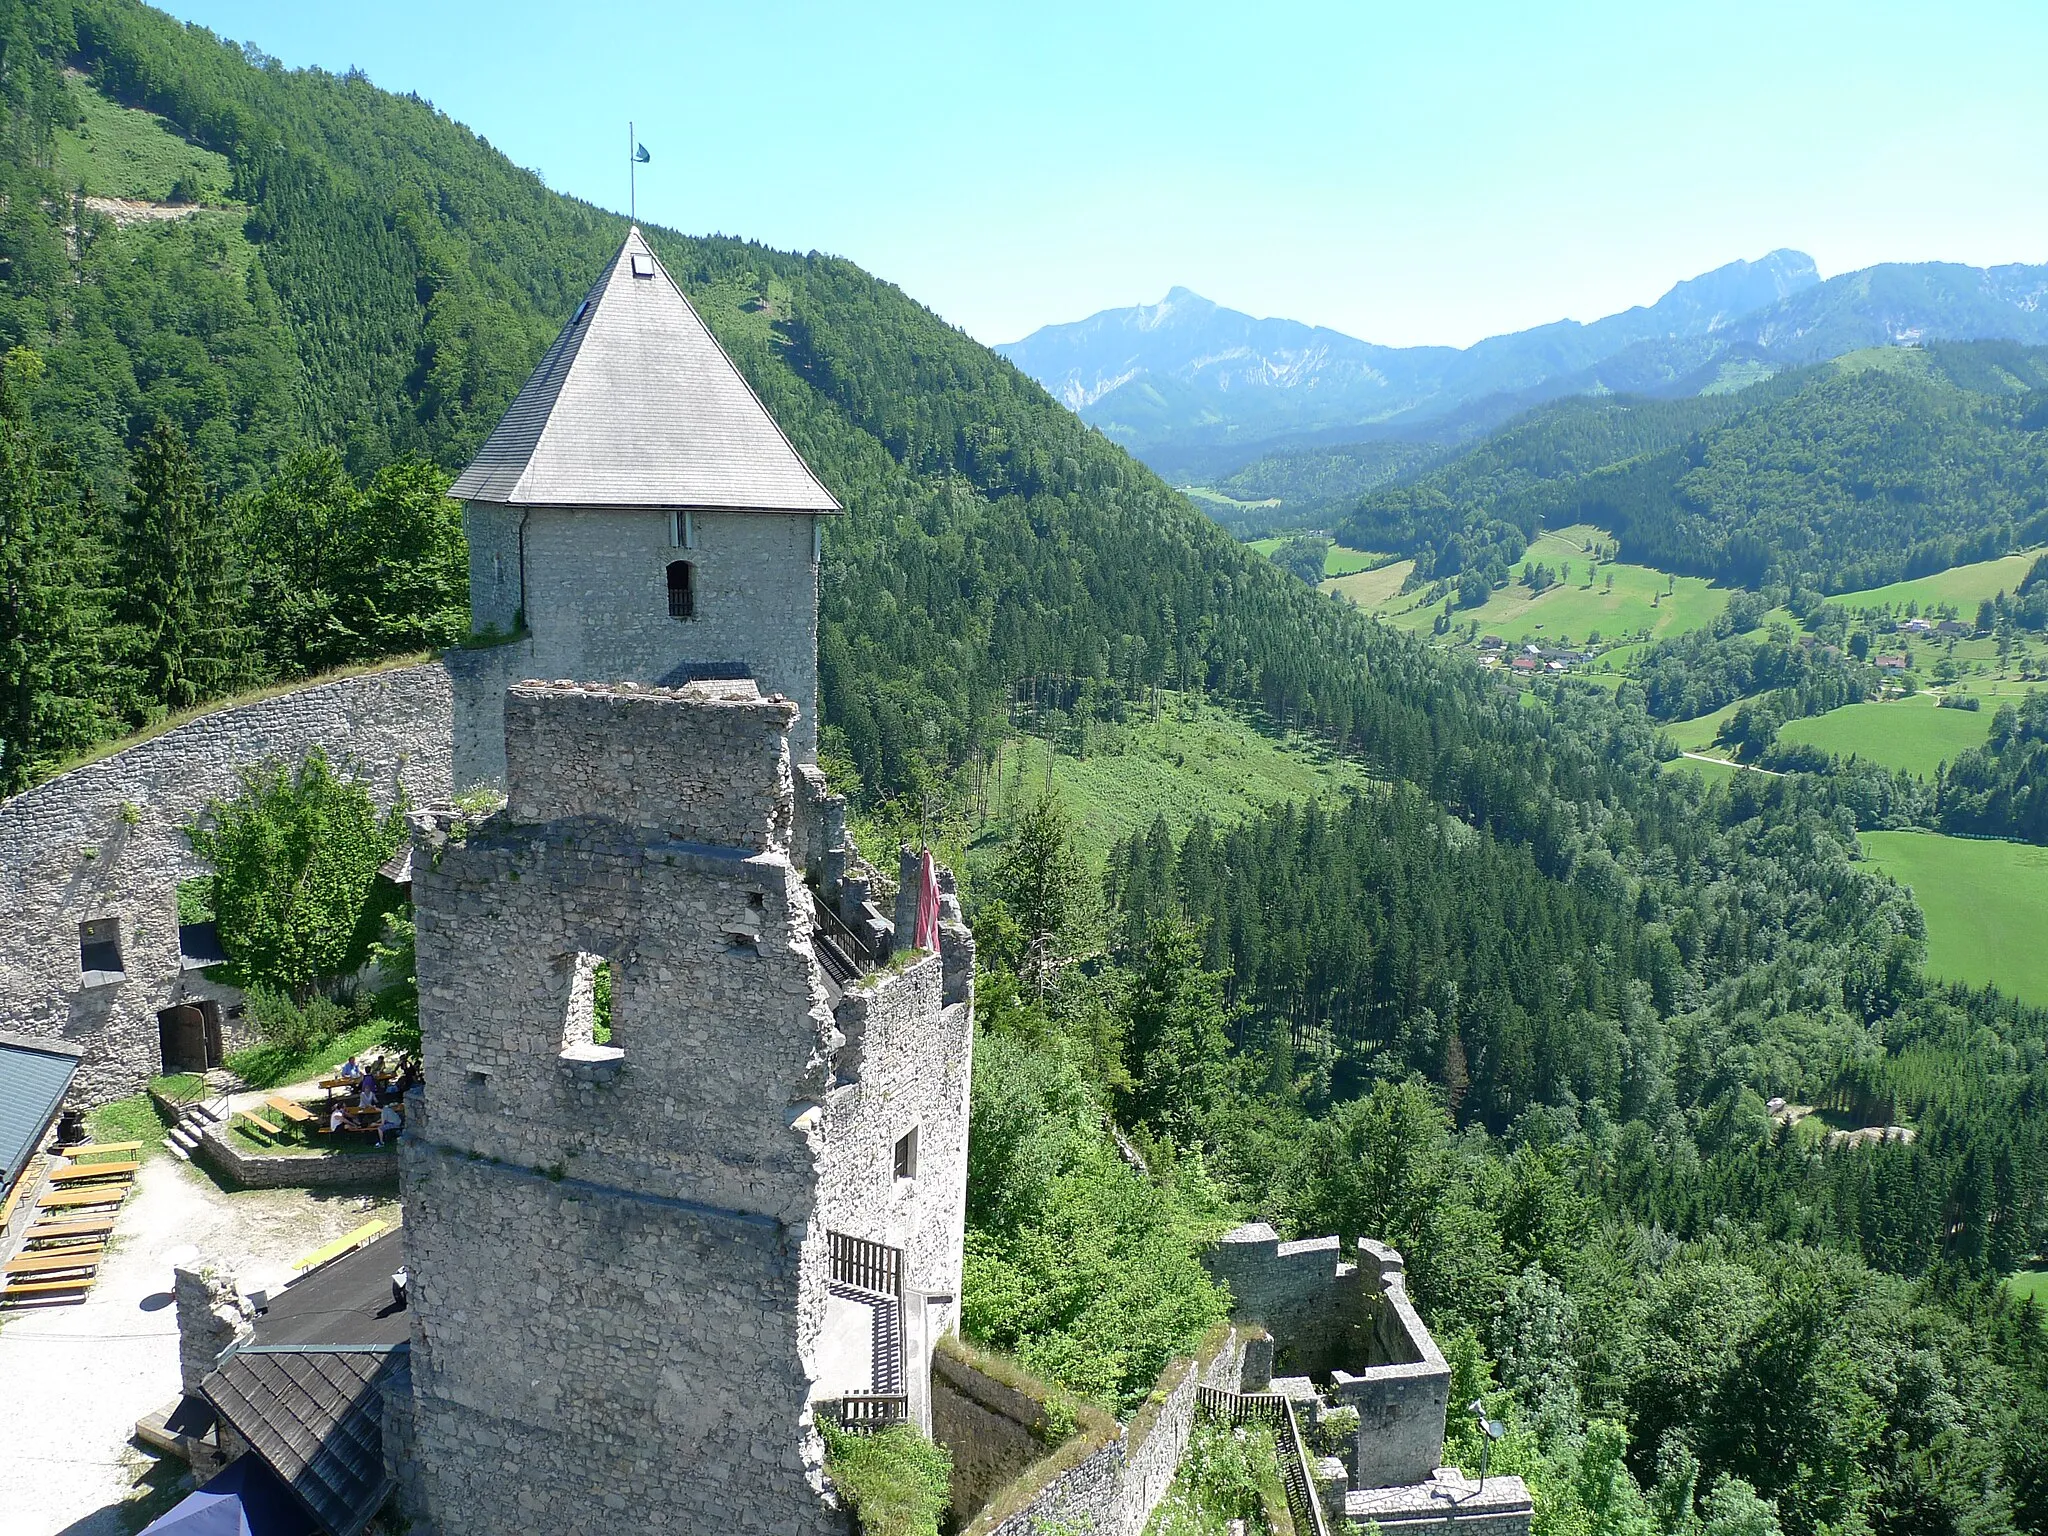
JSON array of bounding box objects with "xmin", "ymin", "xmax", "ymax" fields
[{"xmin": 629, "ymin": 120, "xmax": 636, "ymax": 223}]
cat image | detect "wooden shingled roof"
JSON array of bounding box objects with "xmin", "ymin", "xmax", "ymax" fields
[
  {"xmin": 203, "ymin": 1346, "xmax": 397, "ymax": 1536},
  {"xmin": 449, "ymin": 226, "xmax": 841, "ymax": 513}
]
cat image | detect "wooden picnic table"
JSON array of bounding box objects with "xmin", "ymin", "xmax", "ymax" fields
[
  {"xmin": 4, "ymin": 1247, "xmax": 103, "ymax": 1276},
  {"xmin": 59, "ymin": 1141, "xmax": 143, "ymax": 1161},
  {"xmin": 39, "ymin": 1187, "xmax": 128, "ymax": 1210},
  {"xmin": 48, "ymin": 1161, "xmax": 139, "ymax": 1184},
  {"xmin": 26, "ymin": 1218, "xmax": 115, "ymax": 1243},
  {"xmin": 264, "ymin": 1095, "xmax": 315, "ymax": 1124}
]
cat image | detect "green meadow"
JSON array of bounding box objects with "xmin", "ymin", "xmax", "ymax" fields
[
  {"xmin": 1860, "ymin": 830, "xmax": 2048, "ymax": 1005},
  {"xmin": 1776, "ymin": 694, "xmax": 1998, "ymax": 778},
  {"xmin": 1363, "ymin": 525, "xmax": 1730, "ymax": 649},
  {"xmin": 55, "ymin": 72, "xmax": 234, "ymax": 202},
  {"xmin": 1247, "ymin": 536, "xmax": 1390, "ymax": 577},
  {"xmin": 1826, "ymin": 551, "xmax": 2042, "ymax": 616}
]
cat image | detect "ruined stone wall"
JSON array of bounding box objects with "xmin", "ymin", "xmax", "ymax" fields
[
  {"xmin": 819, "ymin": 943, "xmax": 974, "ymax": 1391},
  {"xmin": 193, "ymin": 1124, "xmax": 399, "ymax": 1189},
  {"xmin": 404, "ymin": 1149, "xmax": 842, "ymax": 1536},
  {"xmin": 502, "ymin": 680, "xmax": 798, "ymax": 846},
  {"xmin": 1202, "ymin": 1225, "xmax": 1368, "ymax": 1376},
  {"xmin": 0, "ymin": 663, "xmax": 454, "ymax": 1104},
  {"xmin": 452, "ymin": 506, "xmax": 823, "ymax": 782}
]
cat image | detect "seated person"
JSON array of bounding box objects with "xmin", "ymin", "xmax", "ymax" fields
[
  {"xmin": 328, "ymin": 1105, "xmax": 349, "ymax": 1133},
  {"xmin": 377, "ymin": 1103, "xmax": 403, "ymax": 1147},
  {"xmin": 340, "ymin": 1056, "xmax": 363, "ymax": 1082},
  {"xmin": 357, "ymin": 1078, "xmax": 379, "ymax": 1110}
]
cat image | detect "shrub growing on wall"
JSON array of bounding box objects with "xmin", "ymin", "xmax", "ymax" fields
[
  {"xmin": 186, "ymin": 748, "xmax": 406, "ymax": 999},
  {"xmin": 820, "ymin": 1423, "xmax": 952, "ymax": 1536}
]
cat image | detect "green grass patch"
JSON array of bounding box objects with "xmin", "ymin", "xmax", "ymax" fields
[
  {"xmin": 88, "ymin": 1090, "xmax": 173, "ymax": 1153},
  {"xmin": 1364, "ymin": 524, "xmax": 1730, "ymax": 650},
  {"xmin": 1827, "ymin": 551, "xmax": 2043, "ymax": 616},
  {"xmin": 1191, "ymin": 486, "xmax": 1281, "ymax": 511},
  {"xmin": 2006, "ymin": 1268, "xmax": 2048, "ymax": 1308},
  {"xmin": 226, "ymin": 1111, "xmax": 392, "ymax": 1157},
  {"xmin": 1660, "ymin": 754, "xmax": 1750, "ymax": 785},
  {"xmin": 1325, "ymin": 557, "xmax": 1415, "ymax": 607},
  {"xmin": 1244, "ymin": 537, "xmax": 1385, "ymax": 576},
  {"xmin": 822, "ymin": 1423, "xmax": 952, "ymax": 1536},
  {"xmin": 225, "ymin": 1016, "xmax": 411, "ymax": 1092},
  {"xmin": 1663, "ymin": 701, "xmax": 1744, "ymax": 755},
  {"xmin": 56, "ymin": 73, "xmax": 234, "ymax": 202},
  {"xmin": 977, "ymin": 695, "xmax": 1374, "ymax": 864},
  {"xmin": 1860, "ymin": 831, "xmax": 2048, "ymax": 1004},
  {"xmin": 1776, "ymin": 694, "xmax": 1998, "ymax": 778}
]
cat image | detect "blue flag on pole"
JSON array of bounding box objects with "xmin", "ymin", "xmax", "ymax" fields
[{"xmin": 634, "ymin": 143, "xmax": 651, "ymax": 163}]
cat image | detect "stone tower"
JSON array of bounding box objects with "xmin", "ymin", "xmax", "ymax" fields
[
  {"xmin": 447, "ymin": 227, "xmax": 841, "ymax": 785},
  {"xmin": 401, "ymin": 227, "xmax": 974, "ymax": 1536}
]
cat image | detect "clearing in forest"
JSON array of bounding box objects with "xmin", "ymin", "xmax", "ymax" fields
[
  {"xmin": 1860, "ymin": 830, "xmax": 2048, "ymax": 1005},
  {"xmin": 1775, "ymin": 694, "xmax": 1999, "ymax": 778}
]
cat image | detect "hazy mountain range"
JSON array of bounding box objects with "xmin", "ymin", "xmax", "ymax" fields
[{"xmin": 998, "ymin": 252, "xmax": 2048, "ymax": 480}]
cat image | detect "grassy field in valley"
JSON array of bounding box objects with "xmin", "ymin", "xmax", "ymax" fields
[
  {"xmin": 1246, "ymin": 536, "xmax": 1390, "ymax": 577},
  {"xmin": 1826, "ymin": 551, "xmax": 2043, "ymax": 616},
  {"xmin": 2007, "ymin": 1269, "xmax": 2048, "ymax": 1308},
  {"xmin": 1860, "ymin": 830, "xmax": 2048, "ymax": 1004},
  {"xmin": 1324, "ymin": 558, "xmax": 1415, "ymax": 606},
  {"xmin": 1776, "ymin": 694, "xmax": 1999, "ymax": 777},
  {"xmin": 1359, "ymin": 525, "xmax": 1730, "ymax": 650}
]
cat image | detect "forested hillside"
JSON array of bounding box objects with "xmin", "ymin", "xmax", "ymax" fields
[
  {"xmin": 5, "ymin": 5, "xmax": 2048, "ymax": 1534},
  {"xmin": 1336, "ymin": 345, "xmax": 2048, "ymax": 593}
]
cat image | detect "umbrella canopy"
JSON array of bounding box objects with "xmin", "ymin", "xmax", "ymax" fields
[{"xmin": 139, "ymin": 1455, "xmax": 317, "ymax": 1536}]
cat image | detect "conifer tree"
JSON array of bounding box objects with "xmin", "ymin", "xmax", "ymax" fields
[
  {"xmin": 120, "ymin": 420, "xmax": 246, "ymax": 711},
  {"xmin": 0, "ymin": 347, "xmax": 82, "ymax": 795}
]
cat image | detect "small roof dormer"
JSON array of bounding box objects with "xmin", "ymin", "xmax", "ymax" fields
[{"xmin": 450, "ymin": 227, "xmax": 840, "ymax": 514}]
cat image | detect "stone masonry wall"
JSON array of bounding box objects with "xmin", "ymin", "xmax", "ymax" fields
[
  {"xmin": 403, "ymin": 1149, "xmax": 843, "ymax": 1536},
  {"xmin": 820, "ymin": 945, "xmax": 975, "ymax": 1429},
  {"xmin": 452, "ymin": 505, "xmax": 823, "ymax": 782},
  {"xmin": 193, "ymin": 1123, "xmax": 399, "ymax": 1189},
  {"xmin": 967, "ymin": 1328, "xmax": 1249, "ymax": 1536},
  {"xmin": 1202, "ymin": 1224, "xmax": 1368, "ymax": 1376},
  {"xmin": 931, "ymin": 1346, "xmax": 1059, "ymax": 1525},
  {"xmin": 502, "ymin": 680, "xmax": 798, "ymax": 846},
  {"xmin": 0, "ymin": 663, "xmax": 454, "ymax": 1104}
]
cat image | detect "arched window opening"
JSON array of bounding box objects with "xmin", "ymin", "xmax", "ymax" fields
[{"xmin": 666, "ymin": 560, "xmax": 695, "ymax": 620}]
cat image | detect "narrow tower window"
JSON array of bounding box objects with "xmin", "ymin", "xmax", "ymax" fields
[
  {"xmin": 562, "ymin": 951, "xmax": 617, "ymax": 1052},
  {"xmin": 666, "ymin": 560, "xmax": 695, "ymax": 620},
  {"xmin": 893, "ymin": 1127, "xmax": 919, "ymax": 1182},
  {"xmin": 79, "ymin": 918, "xmax": 124, "ymax": 985},
  {"xmin": 668, "ymin": 510, "xmax": 697, "ymax": 549}
]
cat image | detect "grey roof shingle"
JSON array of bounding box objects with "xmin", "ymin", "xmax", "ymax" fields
[
  {"xmin": 204, "ymin": 1347, "xmax": 398, "ymax": 1536},
  {"xmin": 0, "ymin": 1031, "xmax": 82, "ymax": 1192},
  {"xmin": 449, "ymin": 227, "xmax": 840, "ymax": 513}
]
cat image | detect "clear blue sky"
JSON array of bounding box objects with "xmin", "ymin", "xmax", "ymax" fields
[{"xmin": 156, "ymin": 0, "xmax": 2048, "ymax": 349}]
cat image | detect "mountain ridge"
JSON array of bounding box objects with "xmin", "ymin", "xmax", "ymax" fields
[{"xmin": 1001, "ymin": 249, "xmax": 2048, "ymax": 476}]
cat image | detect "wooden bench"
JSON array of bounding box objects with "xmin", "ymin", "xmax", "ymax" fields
[
  {"xmin": 48, "ymin": 1161, "xmax": 139, "ymax": 1184},
  {"xmin": 5, "ymin": 1248, "xmax": 104, "ymax": 1276},
  {"xmin": 27, "ymin": 1219, "xmax": 115, "ymax": 1243},
  {"xmin": 2, "ymin": 1278, "xmax": 92, "ymax": 1303},
  {"xmin": 264, "ymin": 1096, "xmax": 315, "ymax": 1125},
  {"xmin": 60, "ymin": 1141, "xmax": 144, "ymax": 1161},
  {"xmin": 290, "ymin": 1218, "xmax": 390, "ymax": 1274},
  {"xmin": 0, "ymin": 1174, "xmax": 27, "ymax": 1233},
  {"xmin": 39, "ymin": 1187, "xmax": 128, "ymax": 1210},
  {"xmin": 238, "ymin": 1111, "xmax": 283, "ymax": 1139}
]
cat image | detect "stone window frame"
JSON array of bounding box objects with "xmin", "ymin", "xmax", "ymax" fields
[
  {"xmin": 559, "ymin": 950, "xmax": 623, "ymax": 1065},
  {"xmin": 668, "ymin": 509, "xmax": 698, "ymax": 550}
]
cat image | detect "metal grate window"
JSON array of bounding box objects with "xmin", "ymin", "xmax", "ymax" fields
[{"xmin": 666, "ymin": 561, "xmax": 695, "ymax": 619}]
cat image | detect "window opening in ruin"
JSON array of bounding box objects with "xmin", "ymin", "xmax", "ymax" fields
[
  {"xmin": 748, "ymin": 890, "xmax": 766, "ymax": 909},
  {"xmin": 894, "ymin": 1127, "xmax": 918, "ymax": 1181},
  {"xmin": 562, "ymin": 952, "xmax": 617, "ymax": 1051},
  {"xmin": 78, "ymin": 918, "xmax": 124, "ymax": 984},
  {"xmin": 668, "ymin": 510, "xmax": 697, "ymax": 550},
  {"xmin": 666, "ymin": 560, "xmax": 695, "ymax": 619}
]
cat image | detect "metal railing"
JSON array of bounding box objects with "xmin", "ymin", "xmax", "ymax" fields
[
  {"xmin": 1195, "ymin": 1385, "xmax": 1332, "ymax": 1536},
  {"xmin": 821, "ymin": 1393, "xmax": 910, "ymax": 1435}
]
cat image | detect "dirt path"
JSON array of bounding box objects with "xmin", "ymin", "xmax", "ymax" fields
[
  {"xmin": 1679, "ymin": 750, "xmax": 1783, "ymax": 776},
  {"xmin": 0, "ymin": 1154, "xmax": 398, "ymax": 1536}
]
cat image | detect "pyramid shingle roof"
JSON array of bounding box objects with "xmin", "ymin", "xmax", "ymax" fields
[{"xmin": 450, "ymin": 228, "xmax": 840, "ymax": 512}]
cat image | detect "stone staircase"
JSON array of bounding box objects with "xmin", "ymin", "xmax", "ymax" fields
[{"xmin": 163, "ymin": 1098, "xmax": 225, "ymax": 1163}]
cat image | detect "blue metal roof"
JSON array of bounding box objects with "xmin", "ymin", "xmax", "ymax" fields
[{"xmin": 0, "ymin": 1031, "xmax": 83, "ymax": 1192}]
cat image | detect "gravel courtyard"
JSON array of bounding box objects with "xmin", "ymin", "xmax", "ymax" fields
[{"xmin": 0, "ymin": 1151, "xmax": 399, "ymax": 1536}]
